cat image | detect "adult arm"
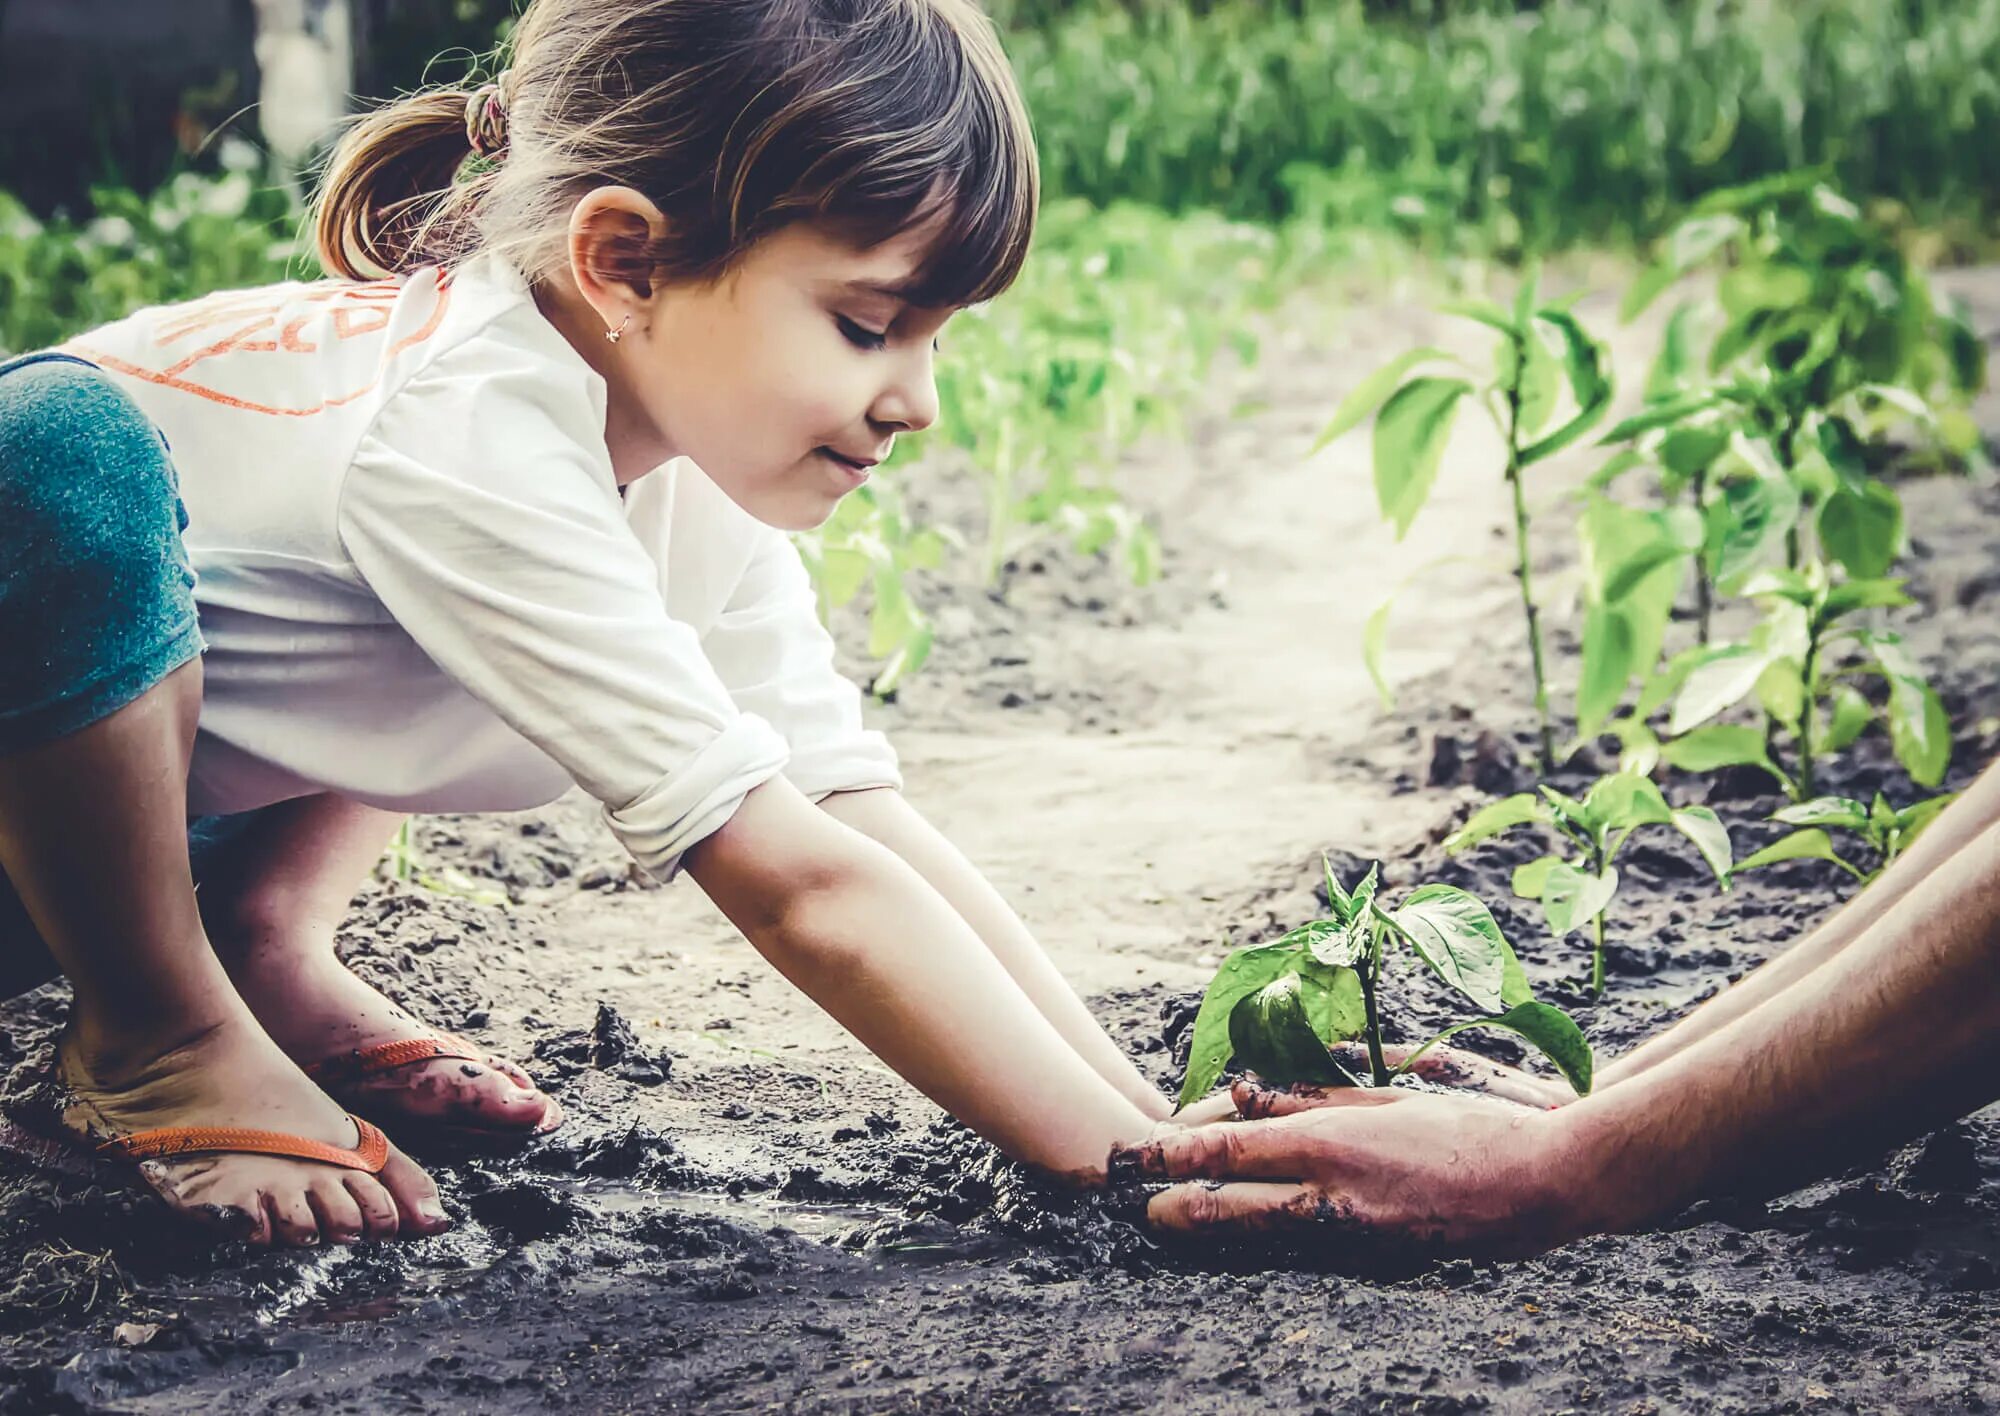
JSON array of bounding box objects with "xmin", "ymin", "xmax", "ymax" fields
[{"xmin": 1599, "ymin": 755, "xmax": 2000, "ymax": 1087}]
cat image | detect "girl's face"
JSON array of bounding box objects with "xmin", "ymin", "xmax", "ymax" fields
[{"xmin": 545, "ymin": 190, "xmax": 955, "ymax": 532}]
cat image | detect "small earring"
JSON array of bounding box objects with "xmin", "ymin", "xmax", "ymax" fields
[{"xmin": 604, "ymin": 313, "xmax": 633, "ymax": 345}]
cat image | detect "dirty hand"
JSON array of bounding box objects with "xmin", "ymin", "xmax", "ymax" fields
[{"xmin": 1113, "ymin": 1080, "xmax": 1594, "ymax": 1258}]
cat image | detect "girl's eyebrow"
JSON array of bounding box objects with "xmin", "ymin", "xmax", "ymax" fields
[{"xmin": 836, "ymin": 277, "xmax": 922, "ymax": 302}]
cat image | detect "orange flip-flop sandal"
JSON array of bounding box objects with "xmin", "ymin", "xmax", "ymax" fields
[
  {"xmin": 0, "ymin": 1105, "xmax": 388, "ymax": 1187},
  {"xmin": 97, "ymin": 1115, "xmax": 391, "ymax": 1171},
  {"xmin": 303, "ymin": 1033, "xmax": 564, "ymax": 1146}
]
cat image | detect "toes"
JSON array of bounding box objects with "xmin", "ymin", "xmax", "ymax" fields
[
  {"xmin": 265, "ymin": 1188, "xmax": 323, "ymax": 1248},
  {"xmin": 367, "ymin": 1058, "xmax": 552, "ymax": 1131},
  {"xmin": 138, "ymin": 1159, "xmax": 266, "ymax": 1245},
  {"xmin": 344, "ymin": 1174, "xmax": 401, "ymax": 1242},
  {"xmin": 307, "ymin": 1178, "xmax": 365, "ymax": 1245},
  {"xmin": 375, "ymin": 1143, "xmax": 451, "ymax": 1237}
]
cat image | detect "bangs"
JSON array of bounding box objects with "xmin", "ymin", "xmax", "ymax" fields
[{"xmin": 720, "ymin": 0, "xmax": 1039, "ymax": 307}]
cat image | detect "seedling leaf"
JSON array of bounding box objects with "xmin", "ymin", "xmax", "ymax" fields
[
  {"xmin": 1385, "ymin": 884, "xmax": 1509, "ymax": 1015},
  {"xmin": 1669, "ymin": 646, "xmax": 1769, "ymax": 734},
  {"xmin": 1511, "ymin": 855, "xmax": 1562, "ymax": 900},
  {"xmin": 1824, "ymin": 684, "xmax": 1874, "ymax": 752},
  {"xmin": 1227, "ymin": 975, "xmax": 1357, "ymax": 1090},
  {"xmin": 1818, "ymin": 482, "xmax": 1904, "ymax": 580},
  {"xmin": 1886, "ymin": 675, "xmax": 1951, "ymax": 787},
  {"xmin": 1477, "ymin": 1002, "xmax": 1594, "ymax": 1095},
  {"xmin": 1519, "ymin": 311, "xmax": 1612, "ymax": 465},
  {"xmin": 1658, "ymin": 725, "xmax": 1790, "ymax": 788},
  {"xmin": 1735, "ymin": 828, "xmax": 1861, "ymax": 877},
  {"xmin": 1362, "ymin": 597, "xmax": 1395, "ymax": 709},
  {"xmin": 1315, "ymin": 348, "xmax": 1455, "ymax": 452},
  {"xmin": 1773, "ymin": 797, "xmax": 1870, "ymax": 830},
  {"xmin": 1294, "ymin": 959, "xmax": 1370, "ymax": 1046},
  {"xmin": 1444, "ymin": 793, "xmax": 1549, "ymax": 853},
  {"xmin": 1586, "ymin": 772, "xmax": 1674, "ymax": 830},
  {"xmin": 1576, "ymin": 605, "xmax": 1636, "ymax": 742},
  {"xmin": 1374, "ymin": 377, "xmax": 1473, "ymax": 539},
  {"xmin": 1671, "ymin": 807, "xmax": 1733, "ymax": 884},
  {"xmin": 1496, "ymin": 1000, "xmax": 1600, "ymax": 1088},
  {"xmin": 1175, "ymin": 942, "xmax": 1305, "ymax": 1107},
  {"xmin": 1894, "ymin": 793, "xmax": 1959, "ymax": 846},
  {"xmin": 1819, "ymin": 578, "xmax": 1913, "ymax": 625},
  {"xmin": 1542, "ymin": 863, "xmax": 1619, "ymax": 937}
]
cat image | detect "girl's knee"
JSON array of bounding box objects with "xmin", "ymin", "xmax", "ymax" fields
[
  {"xmin": 0, "ymin": 356, "xmax": 182, "ymax": 557},
  {"xmin": 0, "ymin": 355, "xmax": 201, "ymax": 749}
]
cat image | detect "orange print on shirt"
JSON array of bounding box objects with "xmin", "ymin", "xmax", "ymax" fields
[{"xmin": 66, "ymin": 273, "xmax": 453, "ymax": 417}]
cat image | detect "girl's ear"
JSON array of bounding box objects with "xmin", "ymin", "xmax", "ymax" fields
[{"xmin": 567, "ymin": 185, "xmax": 667, "ymax": 318}]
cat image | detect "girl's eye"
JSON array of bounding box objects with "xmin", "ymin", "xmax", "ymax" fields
[{"xmin": 837, "ymin": 316, "xmax": 888, "ymax": 351}]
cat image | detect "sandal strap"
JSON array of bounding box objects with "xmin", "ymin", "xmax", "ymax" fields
[
  {"xmin": 303, "ymin": 1034, "xmax": 487, "ymax": 1083},
  {"xmin": 96, "ymin": 1114, "xmax": 390, "ymax": 1173}
]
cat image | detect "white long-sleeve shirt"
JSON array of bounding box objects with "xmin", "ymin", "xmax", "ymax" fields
[{"xmin": 61, "ymin": 253, "xmax": 899, "ymax": 877}]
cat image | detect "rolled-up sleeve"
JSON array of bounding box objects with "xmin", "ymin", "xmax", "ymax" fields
[
  {"xmin": 705, "ymin": 525, "xmax": 902, "ymax": 801},
  {"xmin": 337, "ymin": 335, "xmax": 789, "ymax": 878}
]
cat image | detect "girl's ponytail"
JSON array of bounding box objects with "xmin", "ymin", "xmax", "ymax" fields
[
  {"xmin": 311, "ymin": 90, "xmax": 488, "ymax": 280},
  {"xmin": 306, "ymin": 0, "xmax": 1038, "ymax": 306}
]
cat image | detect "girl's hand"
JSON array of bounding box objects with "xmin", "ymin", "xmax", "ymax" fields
[
  {"xmin": 1323, "ymin": 1042, "xmax": 1579, "ymax": 1110},
  {"xmin": 1162, "ymin": 1088, "xmax": 1249, "ymax": 1129}
]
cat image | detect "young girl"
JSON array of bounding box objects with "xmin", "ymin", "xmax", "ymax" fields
[{"xmin": 0, "ymin": 0, "xmax": 1173, "ymax": 1249}]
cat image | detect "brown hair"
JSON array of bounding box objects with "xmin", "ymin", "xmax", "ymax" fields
[{"xmin": 310, "ymin": 0, "xmax": 1038, "ymax": 307}]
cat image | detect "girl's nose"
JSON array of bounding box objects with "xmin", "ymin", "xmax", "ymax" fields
[{"xmin": 872, "ymin": 360, "xmax": 939, "ymax": 435}]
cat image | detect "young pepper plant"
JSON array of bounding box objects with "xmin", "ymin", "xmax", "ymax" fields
[
  {"xmin": 1446, "ymin": 772, "xmax": 1732, "ymax": 998},
  {"xmin": 1662, "ymin": 565, "xmax": 1949, "ymax": 799},
  {"xmin": 1734, "ymin": 790, "xmax": 1959, "ymax": 886},
  {"xmin": 1177, "ymin": 861, "xmax": 1593, "ymax": 1107},
  {"xmin": 1318, "ymin": 271, "xmax": 1612, "ymax": 772}
]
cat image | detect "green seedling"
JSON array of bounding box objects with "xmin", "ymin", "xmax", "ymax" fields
[
  {"xmin": 1320, "ymin": 270, "xmax": 1612, "ymax": 772},
  {"xmin": 1177, "ymin": 860, "xmax": 1593, "ymax": 1108},
  {"xmin": 380, "ymin": 820, "xmax": 511, "ymax": 908},
  {"xmin": 1655, "ymin": 563, "xmax": 1948, "ymax": 799},
  {"xmin": 1735, "ymin": 789, "xmax": 1959, "ymax": 886},
  {"xmin": 1622, "ymin": 173, "xmax": 1985, "ymax": 494},
  {"xmin": 1446, "ymin": 772, "xmax": 1732, "ymax": 997}
]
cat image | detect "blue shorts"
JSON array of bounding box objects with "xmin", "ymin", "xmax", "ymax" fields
[{"xmin": 0, "ymin": 351, "xmax": 258, "ymax": 998}]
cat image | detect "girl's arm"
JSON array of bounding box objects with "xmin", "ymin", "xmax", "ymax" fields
[
  {"xmin": 685, "ymin": 777, "xmax": 1159, "ymax": 1179},
  {"xmin": 816, "ymin": 786, "xmax": 1172, "ymax": 1121}
]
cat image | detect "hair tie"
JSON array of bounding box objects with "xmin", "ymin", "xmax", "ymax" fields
[{"xmin": 464, "ymin": 74, "xmax": 512, "ymax": 159}]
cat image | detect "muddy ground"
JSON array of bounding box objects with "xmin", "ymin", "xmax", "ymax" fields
[{"xmin": 2, "ymin": 266, "xmax": 1997, "ymax": 1414}]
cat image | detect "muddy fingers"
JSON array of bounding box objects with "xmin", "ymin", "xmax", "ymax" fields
[{"xmin": 1146, "ymin": 1181, "xmax": 1335, "ymax": 1232}]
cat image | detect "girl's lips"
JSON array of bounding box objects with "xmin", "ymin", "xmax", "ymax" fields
[{"xmin": 818, "ymin": 448, "xmax": 873, "ymax": 483}]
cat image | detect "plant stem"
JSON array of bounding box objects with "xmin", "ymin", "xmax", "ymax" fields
[
  {"xmin": 1501, "ymin": 349, "xmax": 1557, "ymax": 774},
  {"xmin": 1692, "ymin": 464, "xmax": 1713, "ymax": 645},
  {"xmin": 1360, "ymin": 925, "xmax": 1392, "ymax": 1087},
  {"xmin": 1798, "ymin": 634, "xmax": 1819, "ymax": 800},
  {"xmin": 1779, "ymin": 415, "xmax": 1805, "ymax": 571},
  {"xmin": 1589, "ymin": 842, "xmax": 1607, "ymax": 998}
]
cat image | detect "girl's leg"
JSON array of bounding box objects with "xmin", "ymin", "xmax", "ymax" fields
[
  {"xmin": 199, "ymin": 793, "xmax": 555, "ymax": 1132},
  {"xmin": 0, "ymin": 357, "xmax": 443, "ymax": 1246}
]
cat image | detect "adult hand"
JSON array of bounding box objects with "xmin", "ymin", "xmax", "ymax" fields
[{"xmin": 1113, "ymin": 1081, "xmax": 1598, "ymax": 1259}]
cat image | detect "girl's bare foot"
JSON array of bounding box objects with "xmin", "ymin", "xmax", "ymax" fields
[
  {"xmin": 219, "ymin": 932, "xmax": 557, "ymax": 1138},
  {"xmin": 38, "ymin": 1012, "xmax": 450, "ymax": 1247}
]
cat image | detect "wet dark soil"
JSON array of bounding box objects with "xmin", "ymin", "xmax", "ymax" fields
[{"xmin": 2, "ymin": 274, "xmax": 1997, "ymax": 1413}]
